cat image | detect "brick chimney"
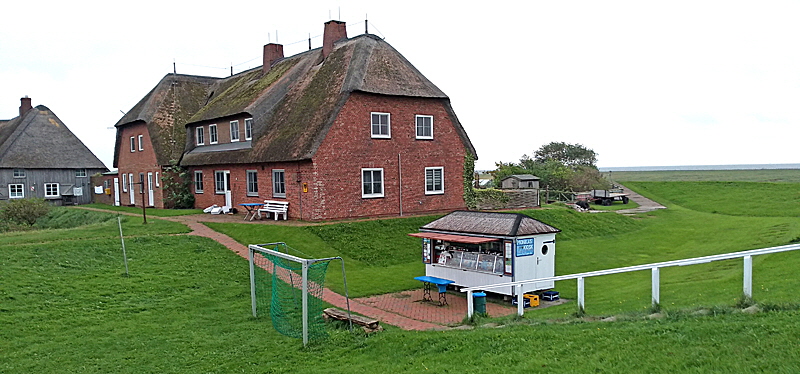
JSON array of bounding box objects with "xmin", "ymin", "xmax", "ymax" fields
[
  {"xmin": 263, "ymin": 43, "xmax": 284, "ymax": 74},
  {"xmin": 19, "ymin": 96, "xmax": 32, "ymax": 117},
  {"xmin": 322, "ymin": 20, "xmax": 347, "ymax": 58}
]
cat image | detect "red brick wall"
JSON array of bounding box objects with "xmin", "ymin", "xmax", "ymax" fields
[
  {"xmin": 116, "ymin": 122, "xmax": 165, "ymax": 208},
  {"xmin": 187, "ymin": 93, "xmax": 469, "ymax": 221},
  {"xmin": 190, "ymin": 161, "xmax": 310, "ymax": 219},
  {"xmin": 307, "ymin": 92, "xmax": 468, "ymax": 220}
]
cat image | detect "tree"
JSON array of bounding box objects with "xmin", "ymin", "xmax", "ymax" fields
[{"xmin": 531, "ymin": 142, "xmax": 598, "ymax": 168}]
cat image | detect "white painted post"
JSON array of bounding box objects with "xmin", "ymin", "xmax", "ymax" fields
[
  {"xmin": 577, "ymin": 277, "xmax": 585, "ymax": 312},
  {"xmin": 651, "ymin": 267, "xmax": 660, "ymax": 307},
  {"xmin": 743, "ymin": 255, "xmax": 753, "ymax": 299},
  {"xmin": 467, "ymin": 290, "xmax": 474, "ymax": 318},
  {"xmin": 249, "ymin": 247, "xmax": 257, "ymax": 317},
  {"xmin": 302, "ymin": 261, "xmax": 309, "ymax": 346},
  {"xmin": 516, "ymin": 284, "xmax": 524, "ymax": 316}
]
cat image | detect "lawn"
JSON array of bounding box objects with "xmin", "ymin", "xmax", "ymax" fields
[
  {"xmin": 82, "ymin": 203, "xmax": 204, "ymax": 217},
  {"xmin": 3, "ymin": 175, "xmax": 800, "ymax": 372}
]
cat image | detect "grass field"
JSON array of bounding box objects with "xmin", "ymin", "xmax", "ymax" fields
[
  {"xmin": 3, "ymin": 170, "xmax": 800, "ymax": 372},
  {"xmin": 607, "ymin": 168, "xmax": 800, "ymax": 182}
]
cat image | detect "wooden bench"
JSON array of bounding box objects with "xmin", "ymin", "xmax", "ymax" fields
[
  {"xmin": 257, "ymin": 200, "xmax": 289, "ymax": 220},
  {"xmin": 323, "ymin": 308, "xmax": 382, "ymax": 333}
]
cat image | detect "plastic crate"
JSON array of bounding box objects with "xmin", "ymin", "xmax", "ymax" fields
[{"xmin": 542, "ymin": 291, "xmax": 559, "ymax": 301}]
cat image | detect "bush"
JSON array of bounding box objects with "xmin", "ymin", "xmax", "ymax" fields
[{"xmin": 0, "ymin": 198, "xmax": 52, "ymax": 227}]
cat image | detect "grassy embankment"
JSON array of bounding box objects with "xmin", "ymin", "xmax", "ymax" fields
[{"xmin": 3, "ymin": 170, "xmax": 800, "ymax": 372}]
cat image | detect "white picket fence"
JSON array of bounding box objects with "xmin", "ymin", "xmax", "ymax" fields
[{"xmin": 462, "ymin": 243, "xmax": 800, "ymax": 318}]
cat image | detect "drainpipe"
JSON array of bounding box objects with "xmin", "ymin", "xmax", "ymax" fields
[{"xmin": 398, "ymin": 153, "xmax": 403, "ymax": 216}]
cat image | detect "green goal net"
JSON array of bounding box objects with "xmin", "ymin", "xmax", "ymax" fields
[{"xmin": 249, "ymin": 243, "xmax": 351, "ymax": 345}]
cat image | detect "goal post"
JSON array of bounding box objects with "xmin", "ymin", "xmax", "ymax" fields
[{"xmin": 248, "ymin": 242, "xmax": 352, "ymax": 346}]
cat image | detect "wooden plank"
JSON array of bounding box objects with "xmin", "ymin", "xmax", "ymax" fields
[{"xmin": 323, "ymin": 308, "xmax": 379, "ymax": 329}]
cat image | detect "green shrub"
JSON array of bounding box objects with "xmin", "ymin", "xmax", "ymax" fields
[{"xmin": 0, "ymin": 198, "xmax": 51, "ymax": 227}]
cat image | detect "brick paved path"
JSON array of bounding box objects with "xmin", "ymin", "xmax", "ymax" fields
[
  {"xmin": 152, "ymin": 212, "xmax": 519, "ymax": 330},
  {"xmin": 75, "ymin": 207, "xmax": 532, "ymax": 330}
]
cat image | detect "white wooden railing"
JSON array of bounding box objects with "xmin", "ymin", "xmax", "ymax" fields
[{"xmin": 462, "ymin": 243, "xmax": 800, "ymax": 318}]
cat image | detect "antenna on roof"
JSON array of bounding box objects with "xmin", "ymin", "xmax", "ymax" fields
[
  {"xmin": 173, "ymin": 59, "xmax": 176, "ymax": 74},
  {"xmin": 308, "ymin": 33, "xmax": 311, "ymax": 50},
  {"xmin": 365, "ymin": 14, "xmax": 368, "ymax": 34},
  {"xmin": 338, "ymin": 7, "xmax": 341, "ymax": 20},
  {"xmin": 276, "ymin": 30, "xmax": 279, "ymax": 43},
  {"xmin": 230, "ymin": 63, "xmax": 233, "ymax": 77}
]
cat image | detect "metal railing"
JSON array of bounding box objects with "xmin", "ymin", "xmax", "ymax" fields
[{"xmin": 462, "ymin": 243, "xmax": 800, "ymax": 318}]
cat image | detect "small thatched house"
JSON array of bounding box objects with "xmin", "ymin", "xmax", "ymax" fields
[
  {"xmin": 114, "ymin": 20, "xmax": 476, "ymax": 220},
  {"xmin": 0, "ymin": 97, "xmax": 107, "ymax": 204}
]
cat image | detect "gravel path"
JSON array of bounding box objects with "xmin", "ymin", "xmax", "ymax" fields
[{"xmin": 614, "ymin": 183, "xmax": 667, "ymax": 215}]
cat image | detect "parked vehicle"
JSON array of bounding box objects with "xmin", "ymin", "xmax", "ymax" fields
[{"xmin": 590, "ymin": 189, "xmax": 630, "ymax": 206}]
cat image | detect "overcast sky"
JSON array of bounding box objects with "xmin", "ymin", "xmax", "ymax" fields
[{"xmin": 2, "ymin": 1, "xmax": 798, "ymax": 171}]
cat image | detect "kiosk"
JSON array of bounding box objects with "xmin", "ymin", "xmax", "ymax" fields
[{"xmin": 410, "ymin": 211, "xmax": 560, "ymax": 297}]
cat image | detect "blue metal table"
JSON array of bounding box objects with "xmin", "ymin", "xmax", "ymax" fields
[
  {"xmin": 414, "ymin": 276, "xmax": 455, "ymax": 306},
  {"xmin": 238, "ymin": 203, "xmax": 263, "ymax": 221}
]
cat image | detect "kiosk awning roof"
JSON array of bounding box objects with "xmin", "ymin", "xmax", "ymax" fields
[{"xmin": 408, "ymin": 232, "xmax": 499, "ymax": 244}]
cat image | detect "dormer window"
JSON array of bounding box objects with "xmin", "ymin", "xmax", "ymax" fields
[
  {"xmin": 230, "ymin": 120, "xmax": 240, "ymax": 142},
  {"xmin": 371, "ymin": 112, "xmax": 390, "ymax": 138},
  {"xmin": 196, "ymin": 126, "xmax": 205, "ymax": 145},
  {"xmin": 209, "ymin": 124, "xmax": 218, "ymax": 144},
  {"xmin": 245, "ymin": 118, "xmax": 253, "ymax": 140}
]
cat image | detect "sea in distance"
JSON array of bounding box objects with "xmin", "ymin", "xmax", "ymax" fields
[{"xmin": 599, "ymin": 163, "xmax": 800, "ymax": 172}]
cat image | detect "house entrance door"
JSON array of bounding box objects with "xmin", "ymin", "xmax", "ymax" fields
[
  {"xmin": 147, "ymin": 172, "xmax": 154, "ymax": 207},
  {"xmin": 223, "ymin": 171, "xmax": 232, "ymax": 211},
  {"xmin": 113, "ymin": 178, "xmax": 120, "ymax": 206},
  {"xmin": 129, "ymin": 173, "xmax": 135, "ymax": 205}
]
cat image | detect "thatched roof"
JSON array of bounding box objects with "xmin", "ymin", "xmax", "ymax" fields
[
  {"xmin": 420, "ymin": 211, "xmax": 560, "ymax": 237},
  {"xmin": 113, "ymin": 74, "xmax": 217, "ymax": 167},
  {"xmin": 0, "ymin": 105, "xmax": 107, "ymax": 169},
  {"xmin": 115, "ymin": 33, "xmax": 476, "ymax": 167}
]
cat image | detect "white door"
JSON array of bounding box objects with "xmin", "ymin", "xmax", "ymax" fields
[
  {"xmin": 113, "ymin": 178, "xmax": 120, "ymax": 206},
  {"xmin": 129, "ymin": 173, "xmax": 135, "ymax": 205},
  {"xmin": 147, "ymin": 172, "xmax": 154, "ymax": 207},
  {"xmin": 536, "ymin": 240, "xmax": 556, "ymax": 289},
  {"xmin": 223, "ymin": 171, "xmax": 232, "ymax": 211}
]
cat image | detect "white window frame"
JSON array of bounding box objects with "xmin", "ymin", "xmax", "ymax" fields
[
  {"xmin": 44, "ymin": 183, "xmax": 60, "ymax": 198},
  {"xmin": 196, "ymin": 126, "xmax": 205, "ymax": 145},
  {"xmin": 246, "ymin": 170, "xmax": 258, "ymax": 197},
  {"xmin": 122, "ymin": 173, "xmax": 128, "ymax": 192},
  {"xmin": 130, "ymin": 136, "xmax": 135, "ymax": 152},
  {"xmin": 425, "ymin": 167, "xmax": 444, "ymax": 195},
  {"xmin": 209, "ymin": 124, "xmax": 218, "ymax": 144},
  {"xmin": 214, "ymin": 171, "xmax": 226, "ymax": 194},
  {"xmin": 245, "ymin": 118, "xmax": 253, "ymax": 140},
  {"xmin": 138, "ymin": 135, "xmax": 144, "ymax": 151},
  {"xmin": 272, "ymin": 169, "xmax": 286, "ymax": 198},
  {"xmin": 415, "ymin": 115, "xmax": 434, "ymax": 140},
  {"xmin": 9, "ymin": 184, "xmax": 24, "ymax": 199},
  {"xmin": 155, "ymin": 172, "xmax": 160, "ymax": 188},
  {"xmin": 361, "ymin": 168, "xmax": 384, "ymax": 198},
  {"xmin": 230, "ymin": 120, "xmax": 240, "ymax": 142},
  {"xmin": 370, "ymin": 112, "xmax": 391, "ymax": 139},
  {"xmin": 194, "ymin": 171, "xmax": 204, "ymax": 193},
  {"xmin": 75, "ymin": 169, "xmax": 87, "ymax": 178},
  {"xmin": 13, "ymin": 169, "xmax": 25, "ymax": 178}
]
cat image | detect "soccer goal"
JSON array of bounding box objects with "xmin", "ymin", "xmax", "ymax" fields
[{"xmin": 248, "ymin": 242, "xmax": 351, "ymax": 346}]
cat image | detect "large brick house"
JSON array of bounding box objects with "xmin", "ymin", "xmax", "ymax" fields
[
  {"xmin": 114, "ymin": 20, "xmax": 476, "ymax": 220},
  {"xmin": 1, "ymin": 97, "xmax": 107, "ymax": 204}
]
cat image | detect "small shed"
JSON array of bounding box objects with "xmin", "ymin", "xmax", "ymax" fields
[
  {"xmin": 501, "ymin": 174, "xmax": 540, "ymax": 189},
  {"xmin": 410, "ymin": 211, "xmax": 560, "ymax": 296}
]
